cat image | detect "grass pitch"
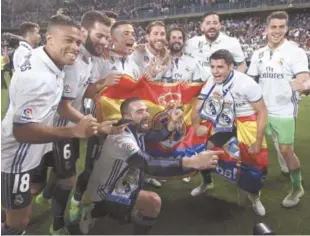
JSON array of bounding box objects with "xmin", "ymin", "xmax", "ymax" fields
[{"xmin": 1, "ymin": 83, "xmax": 310, "ymax": 234}]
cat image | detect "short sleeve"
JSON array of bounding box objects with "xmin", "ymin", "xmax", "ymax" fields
[
  {"xmin": 111, "ymin": 133, "xmax": 141, "ymax": 159},
  {"xmin": 130, "ymin": 50, "xmax": 148, "ymax": 76},
  {"xmin": 13, "ymin": 75, "xmax": 54, "ymax": 124},
  {"xmin": 197, "ymin": 77, "xmax": 214, "ymax": 100},
  {"xmin": 90, "ymin": 57, "xmax": 109, "ymax": 83},
  {"xmin": 291, "ymin": 47, "xmax": 309, "ymax": 75},
  {"xmin": 230, "ymin": 38, "xmax": 245, "ymax": 64},
  {"xmin": 193, "ymin": 60, "xmax": 210, "ymax": 82},
  {"xmin": 62, "ymin": 65, "xmax": 79, "ymax": 99},
  {"xmin": 242, "ymin": 76, "xmax": 262, "ymax": 103},
  {"xmin": 247, "ymin": 51, "xmax": 260, "ymax": 77},
  {"xmin": 13, "ymin": 47, "xmax": 30, "ymax": 69}
]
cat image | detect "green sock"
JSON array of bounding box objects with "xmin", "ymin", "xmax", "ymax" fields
[{"xmin": 290, "ymin": 169, "xmax": 302, "ymax": 191}]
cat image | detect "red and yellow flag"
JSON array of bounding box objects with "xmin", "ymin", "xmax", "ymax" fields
[
  {"xmin": 97, "ymin": 75, "xmax": 209, "ymax": 179},
  {"xmin": 97, "ymin": 75, "xmax": 268, "ymax": 191}
]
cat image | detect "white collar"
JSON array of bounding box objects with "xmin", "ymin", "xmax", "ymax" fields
[
  {"xmin": 37, "ymin": 46, "xmax": 64, "ymax": 77},
  {"xmin": 19, "ymin": 40, "xmax": 33, "ymax": 51}
]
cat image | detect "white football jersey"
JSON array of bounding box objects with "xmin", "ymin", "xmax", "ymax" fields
[
  {"xmin": 247, "ymin": 40, "xmax": 309, "ymax": 117},
  {"xmin": 91, "ymin": 50, "xmax": 141, "ymax": 81},
  {"xmin": 1, "ymin": 47, "xmax": 65, "ymax": 173},
  {"xmin": 163, "ymin": 54, "xmax": 210, "ymax": 83},
  {"xmin": 130, "ymin": 44, "xmax": 170, "ymax": 81},
  {"xmin": 199, "ymin": 70, "xmax": 262, "ymax": 117},
  {"xmin": 13, "ymin": 41, "xmax": 33, "ymax": 69},
  {"xmin": 87, "ymin": 129, "xmax": 141, "ymax": 202},
  {"xmin": 55, "ymin": 45, "xmax": 93, "ymax": 127},
  {"xmin": 185, "ymin": 33, "xmax": 245, "ymax": 74}
]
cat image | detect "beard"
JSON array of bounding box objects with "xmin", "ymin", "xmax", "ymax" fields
[
  {"xmin": 169, "ymin": 43, "xmax": 183, "ymax": 53},
  {"xmin": 149, "ymin": 40, "xmax": 165, "ymax": 53},
  {"xmin": 84, "ymin": 34, "xmax": 102, "ymax": 56},
  {"xmin": 204, "ymin": 30, "xmax": 220, "ymax": 41},
  {"xmin": 135, "ymin": 119, "xmax": 149, "ymax": 133}
]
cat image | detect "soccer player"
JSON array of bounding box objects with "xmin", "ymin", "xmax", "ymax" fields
[
  {"xmin": 1, "ymin": 15, "xmax": 97, "ymax": 235},
  {"xmin": 193, "ymin": 49, "xmax": 267, "ymax": 216},
  {"xmin": 185, "ymin": 12, "xmax": 247, "ymax": 195},
  {"xmin": 165, "ymin": 27, "xmax": 209, "ymax": 83},
  {"xmin": 164, "ymin": 27, "xmax": 210, "ymax": 183},
  {"xmin": 13, "ymin": 22, "xmax": 41, "ymax": 69},
  {"xmin": 31, "ymin": 11, "xmax": 117, "ymax": 234},
  {"xmin": 247, "ymin": 11, "xmax": 309, "ymax": 208},
  {"xmin": 185, "ymin": 12, "xmax": 246, "ymax": 74},
  {"xmin": 92, "ymin": 21, "xmax": 140, "ymax": 82},
  {"xmin": 79, "ymin": 97, "xmax": 221, "ymax": 235},
  {"xmin": 130, "ymin": 21, "xmax": 170, "ymax": 81}
]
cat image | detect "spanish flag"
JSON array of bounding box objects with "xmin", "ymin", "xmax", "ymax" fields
[
  {"xmin": 97, "ymin": 75, "xmax": 209, "ymax": 179},
  {"xmin": 213, "ymin": 115, "xmax": 268, "ymax": 193}
]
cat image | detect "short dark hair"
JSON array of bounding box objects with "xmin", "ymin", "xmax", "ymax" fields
[
  {"xmin": 266, "ymin": 11, "xmax": 289, "ymax": 25},
  {"xmin": 102, "ymin": 10, "xmax": 118, "ymax": 20},
  {"xmin": 210, "ymin": 49, "xmax": 234, "ymax": 66},
  {"xmin": 19, "ymin": 22, "xmax": 39, "ymax": 37},
  {"xmin": 120, "ymin": 97, "xmax": 142, "ymax": 116},
  {"xmin": 146, "ymin": 21, "xmax": 166, "ymax": 35},
  {"xmin": 167, "ymin": 27, "xmax": 186, "ymax": 42},
  {"xmin": 202, "ymin": 11, "xmax": 220, "ymax": 21},
  {"xmin": 111, "ymin": 20, "xmax": 132, "ymax": 35},
  {"xmin": 81, "ymin": 10, "xmax": 111, "ymax": 29},
  {"xmin": 47, "ymin": 14, "xmax": 81, "ymax": 32}
]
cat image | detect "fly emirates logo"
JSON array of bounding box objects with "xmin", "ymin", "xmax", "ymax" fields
[{"xmin": 260, "ymin": 66, "xmax": 284, "ymax": 79}]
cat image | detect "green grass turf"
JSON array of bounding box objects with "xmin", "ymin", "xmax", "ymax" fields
[{"xmin": 1, "ymin": 87, "xmax": 310, "ymax": 235}]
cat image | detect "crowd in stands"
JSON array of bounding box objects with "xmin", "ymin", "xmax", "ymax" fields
[
  {"xmin": 132, "ymin": 12, "xmax": 310, "ymax": 62},
  {"xmin": 2, "ymin": 0, "xmax": 309, "ymax": 28},
  {"xmin": 1, "ymin": 0, "xmax": 310, "ymax": 63}
]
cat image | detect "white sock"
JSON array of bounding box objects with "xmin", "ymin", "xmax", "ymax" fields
[{"xmin": 71, "ymin": 196, "xmax": 80, "ymax": 205}]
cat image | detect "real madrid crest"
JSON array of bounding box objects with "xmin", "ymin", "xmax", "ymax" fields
[
  {"xmin": 144, "ymin": 56, "xmax": 150, "ymax": 63},
  {"xmin": 114, "ymin": 169, "xmax": 139, "ymax": 195},
  {"xmin": 203, "ymin": 96, "xmax": 221, "ymax": 116},
  {"xmin": 153, "ymin": 92, "xmax": 186, "ymax": 149},
  {"xmin": 279, "ymin": 58, "xmax": 284, "ymax": 65}
]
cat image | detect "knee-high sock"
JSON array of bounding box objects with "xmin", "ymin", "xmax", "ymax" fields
[
  {"xmin": 290, "ymin": 168, "xmax": 302, "ymax": 191},
  {"xmin": 51, "ymin": 185, "xmax": 72, "ymax": 230}
]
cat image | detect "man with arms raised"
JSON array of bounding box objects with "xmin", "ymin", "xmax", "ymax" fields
[
  {"xmin": 247, "ymin": 11, "xmax": 309, "ymax": 208},
  {"xmin": 80, "ymin": 97, "xmax": 221, "ymax": 234},
  {"xmin": 185, "ymin": 12, "xmax": 247, "ymax": 195},
  {"xmin": 1, "ymin": 15, "xmax": 96, "ymax": 235}
]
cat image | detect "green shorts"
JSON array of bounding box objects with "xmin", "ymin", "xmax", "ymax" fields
[{"xmin": 265, "ymin": 116, "xmax": 296, "ymax": 145}]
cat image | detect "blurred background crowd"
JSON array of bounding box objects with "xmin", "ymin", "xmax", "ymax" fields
[{"xmin": 1, "ymin": 0, "xmax": 310, "ymax": 64}]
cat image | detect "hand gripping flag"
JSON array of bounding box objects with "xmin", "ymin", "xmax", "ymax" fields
[
  {"xmin": 213, "ymin": 114, "xmax": 268, "ymax": 193},
  {"xmin": 96, "ymin": 75, "xmax": 210, "ymax": 179}
]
